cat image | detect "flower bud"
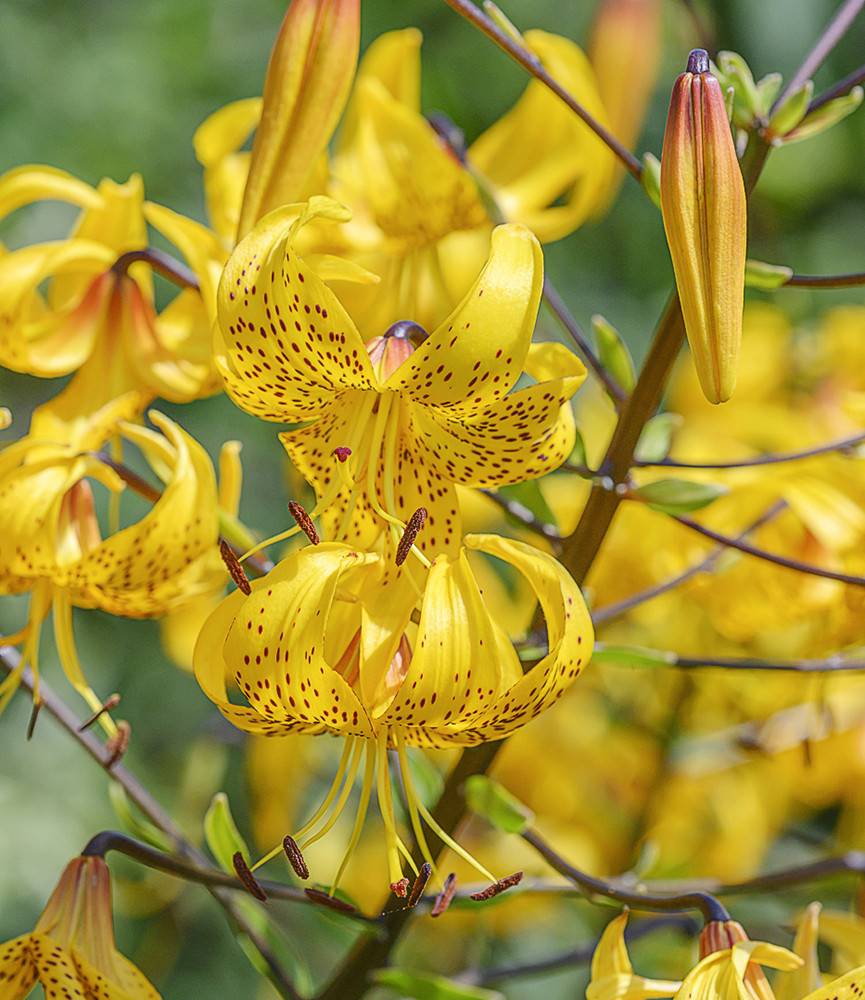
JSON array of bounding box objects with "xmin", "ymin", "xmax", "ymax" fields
[
  {"xmin": 660, "ymin": 48, "xmax": 747, "ymax": 404},
  {"xmin": 237, "ymin": 0, "xmax": 360, "ymax": 237},
  {"xmin": 700, "ymin": 920, "xmax": 775, "ymax": 1000}
]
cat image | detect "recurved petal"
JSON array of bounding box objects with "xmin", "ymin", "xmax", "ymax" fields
[
  {"xmin": 216, "ymin": 199, "xmax": 376, "ymax": 422},
  {"xmin": 238, "ymin": 0, "xmax": 360, "ymax": 235},
  {"xmin": 443, "ymin": 534, "xmax": 592, "ymax": 744},
  {"xmin": 0, "ymin": 165, "xmax": 101, "ymax": 222},
  {"xmin": 802, "ymin": 966, "xmax": 865, "ymax": 1000},
  {"xmin": 775, "ymin": 903, "xmax": 822, "ymax": 1000},
  {"xmin": 383, "ymin": 547, "xmax": 522, "ymax": 741},
  {"xmin": 588, "ymin": 913, "xmax": 682, "ymax": 1000},
  {"xmin": 72, "ymin": 950, "xmax": 162, "ymax": 999},
  {"xmin": 386, "ymin": 224, "xmax": 542, "ymax": 411},
  {"xmin": 193, "ymin": 98, "xmax": 263, "ymax": 168},
  {"xmin": 221, "ymin": 544, "xmax": 376, "ymax": 737},
  {"xmin": 69, "ymin": 412, "xmax": 218, "ymax": 615},
  {"xmin": 0, "ymin": 934, "xmax": 38, "ymax": 998}
]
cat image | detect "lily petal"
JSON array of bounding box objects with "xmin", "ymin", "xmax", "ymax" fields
[{"xmin": 0, "ymin": 164, "xmax": 100, "ymax": 221}]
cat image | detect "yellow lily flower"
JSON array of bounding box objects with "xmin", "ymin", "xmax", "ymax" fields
[
  {"xmin": 587, "ymin": 912, "xmax": 682, "ymax": 1000},
  {"xmin": 673, "ymin": 940, "xmax": 802, "ymax": 1000},
  {"xmin": 215, "ymin": 199, "xmax": 584, "ymax": 558},
  {"xmin": 0, "ymin": 399, "xmax": 219, "ymax": 722},
  {"xmin": 0, "ymin": 165, "xmax": 222, "ymax": 417},
  {"xmin": 776, "ymin": 904, "xmax": 823, "ymax": 1000},
  {"xmin": 817, "ymin": 910, "xmax": 865, "ymax": 972},
  {"xmin": 0, "ymin": 854, "xmax": 160, "ymax": 999},
  {"xmin": 194, "ymin": 532, "xmax": 592, "ymax": 893},
  {"xmin": 196, "ymin": 22, "xmax": 615, "ymax": 335}
]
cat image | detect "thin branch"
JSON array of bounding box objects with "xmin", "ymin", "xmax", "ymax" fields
[
  {"xmin": 593, "ymin": 503, "xmax": 786, "ymax": 624},
  {"xmin": 0, "ymin": 648, "xmax": 302, "ymax": 1000},
  {"xmin": 467, "ymin": 915, "xmax": 698, "ymax": 987},
  {"xmin": 670, "ymin": 511, "xmax": 865, "ymax": 588},
  {"xmin": 605, "ymin": 646, "xmax": 865, "ymax": 673},
  {"xmin": 522, "ymin": 827, "xmax": 730, "ymax": 922},
  {"xmin": 440, "ymin": 0, "xmax": 642, "ymax": 178},
  {"xmin": 809, "ymin": 62, "xmax": 865, "ymax": 112},
  {"xmin": 113, "ymin": 248, "xmax": 200, "ymax": 291},
  {"xmin": 634, "ymin": 432, "xmax": 865, "ymax": 470},
  {"xmin": 543, "ymin": 279, "xmax": 627, "ymax": 407},
  {"xmin": 481, "ymin": 489, "xmax": 562, "ymax": 542},
  {"xmin": 772, "ymin": 0, "xmax": 865, "ymax": 112},
  {"xmin": 786, "ymin": 271, "xmax": 865, "ymax": 288}
]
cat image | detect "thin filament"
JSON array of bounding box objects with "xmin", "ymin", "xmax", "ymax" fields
[
  {"xmin": 376, "ymin": 727, "xmax": 403, "ymax": 885},
  {"xmin": 395, "ymin": 731, "xmax": 437, "ymax": 874},
  {"xmin": 0, "ymin": 583, "xmax": 51, "ymax": 713},
  {"xmin": 415, "ymin": 796, "xmax": 496, "ymax": 884},
  {"xmin": 330, "ymin": 741, "xmax": 376, "ymax": 896},
  {"xmin": 298, "ymin": 740, "xmax": 364, "ymax": 849}
]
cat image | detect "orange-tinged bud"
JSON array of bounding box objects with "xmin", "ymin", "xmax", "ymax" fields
[
  {"xmin": 237, "ymin": 0, "xmax": 360, "ymax": 237},
  {"xmin": 700, "ymin": 920, "xmax": 775, "ymax": 1000},
  {"xmin": 660, "ymin": 48, "xmax": 747, "ymax": 404}
]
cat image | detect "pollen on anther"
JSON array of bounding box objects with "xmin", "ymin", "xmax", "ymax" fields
[
  {"xmin": 431, "ymin": 872, "xmax": 458, "ymax": 917},
  {"xmin": 283, "ymin": 835, "xmax": 310, "ymax": 880},
  {"xmin": 288, "ymin": 501, "xmax": 320, "ymax": 545},
  {"xmin": 233, "ymin": 852, "xmax": 268, "ymax": 901},
  {"xmin": 395, "ymin": 507, "xmax": 428, "ymax": 566},
  {"xmin": 219, "ymin": 539, "xmax": 252, "ymax": 595}
]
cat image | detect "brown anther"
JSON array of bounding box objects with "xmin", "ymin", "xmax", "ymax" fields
[
  {"xmin": 469, "ymin": 871, "xmax": 524, "ymax": 902},
  {"xmin": 395, "ymin": 507, "xmax": 428, "ymax": 566},
  {"xmin": 390, "ymin": 877, "xmax": 410, "ymax": 899},
  {"xmin": 333, "ymin": 447, "xmax": 352, "ymax": 463},
  {"xmin": 26, "ymin": 700, "xmax": 42, "ymax": 741},
  {"xmin": 219, "ymin": 539, "xmax": 251, "ymax": 595},
  {"xmin": 431, "ymin": 872, "xmax": 457, "ymax": 918},
  {"xmin": 287, "ymin": 501, "xmax": 320, "ymax": 545},
  {"xmin": 283, "ymin": 835, "xmax": 310, "ymax": 880},
  {"xmin": 105, "ymin": 720, "xmax": 131, "ymax": 769},
  {"xmin": 304, "ymin": 887, "xmax": 357, "ymax": 914},
  {"xmin": 232, "ymin": 852, "xmax": 268, "ymax": 901},
  {"xmin": 78, "ymin": 694, "xmax": 121, "ymax": 732},
  {"xmin": 406, "ymin": 862, "xmax": 432, "ymax": 908}
]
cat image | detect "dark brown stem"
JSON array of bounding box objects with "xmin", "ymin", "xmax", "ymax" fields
[
  {"xmin": 112, "ymin": 248, "xmax": 200, "ymax": 291},
  {"xmin": 772, "ymin": 0, "xmax": 865, "ymax": 113},
  {"xmin": 786, "ymin": 271, "xmax": 865, "ymax": 288},
  {"xmin": 670, "ymin": 511, "xmax": 865, "ymax": 588},
  {"xmin": 635, "ymin": 432, "xmax": 865, "ymax": 469},
  {"xmin": 809, "ymin": 62, "xmax": 865, "ymax": 112},
  {"xmin": 440, "ymin": 0, "xmax": 642, "ymax": 178},
  {"xmin": 0, "ymin": 649, "xmax": 301, "ymax": 1000},
  {"xmin": 522, "ymin": 827, "xmax": 730, "ymax": 921},
  {"xmin": 543, "ymin": 279, "xmax": 627, "ymax": 407}
]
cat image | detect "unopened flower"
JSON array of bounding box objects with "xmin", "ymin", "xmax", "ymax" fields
[
  {"xmin": 0, "ymin": 400, "xmax": 218, "ymax": 722},
  {"xmin": 0, "ymin": 167, "xmax": 223, "ymax": 417},
  {"xmin": 0, "ymin": 855, "xmax": 160, "ymax": 998},
  {"xmin": 660, "ymin": 48, "xmax": 747, "ymax": 404},
  {"xmin": 194, "ymin": 533, "xmax": 592, "ymax": 895},
  {"xmin": 215, "ymin": 197, "xmax": 584, "ymax": 560}
]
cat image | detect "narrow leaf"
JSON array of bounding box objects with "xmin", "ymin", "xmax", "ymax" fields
[
  {"xmin": 635, "ymin": 412, "xmax": 682, "ymax": 463},
  {"xmin": 745, "ymin": 258, "xmax": 793, "ymax": 289},
  {"xmin": 108, "ymin": 783, "xmax": 173, "ymax": 853},
  {"xmin": 592, "ymin": 644, "xmax": 676, "ymax": 668},
  {"xmin": 374, "ymin": 968, "xmax": 504, "ymax": 1000},
  {"xmin": 640, "ymin": 152, "xmax": 662, "ymax": 209},
  {"xmin": 465, "ymin": 775, "xmax": 534, "ymax": 834},
  {"xmin": 204, "ymin": 792, "xmax": 251, "ymax": 874},
  {"xmin": 768, "ymin": 80, "xmax": 814, "ymax": 139},
  {"xmin": 784, "ymin": 86, "xmax": 864, "ymax": 144},
  {"xmin": 632, "ymin": 478, "xmax": 727, "ymax": 514},
  {"xmin": 592, "ymin": 314, "xmax": 636, "ymax": 392}
]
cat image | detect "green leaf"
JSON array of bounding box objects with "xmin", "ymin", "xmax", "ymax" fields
[
  {"xmin": 768, "ymin": 80, "xmax": 814, "ymax": 138},
  {"xmin": 635, "ymin": 412, "xmax": 682, "ymax": 463},
  {"xmin": 592, "ymin": 644, "xmax": 676, "ymax": 669},
  {"xmin": 570, "ymin": 427, "xmax": 588, "ymax": 469},
  {"xmin": 592, "ymin": 314, "xmax": 635, "ymax": 392},
  {"xmin": 632, "ymin": 478, "xmax": 727, "ymax": 514},
  {"xmin": 108, "ymin": 783, "xmax": 173, "ymax": 853},
  {"xmin": 374, "ymin": 968, "xmax": 504, "ymax": 1000},
  {"xmin": 234, "ymin": 896, "xmax": 314, "ymax": 996},
  {"xmin": 497, "ymin": 480, "xmax": 555, "ymax": 528},
  {"xmin": 464, "ymin": 775, "xmax": 534, "ymax": 834},
  {"xmin": 745, "ymin": 258, "xmax": 793, "ymax": 289},
  {"xmin": 755, "ymin": 72, "xmax": 783, "ymax": 114},
  {"xmin": 204, "ymin": 792, "xmax": 250, "ymax": 874},
  {"xmin": 784, "ymin": 86, "xmax": 864, "ymax": 144},
  {"xmin": 714, "ymin": 51, "xmax": 760, "ymax": 127},
  {"xmin": 640, "ymin": 152, "xmax": 661, "ymax": 209}
]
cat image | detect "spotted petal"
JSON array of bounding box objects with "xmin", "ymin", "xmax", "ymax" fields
[
  {"xmin": 216, "ymin": 198, "xmax": 376, "ymax": 422},
  {"xmin": 386, "ymin": 224, "xmax": 543, "ymax": 412},
  {"xmin": 0, "ymin": 934, "xmax": 38, "ymax": 998}
]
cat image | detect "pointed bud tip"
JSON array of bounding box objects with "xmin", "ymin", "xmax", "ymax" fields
[{"xmin": 687, "ymin": 49, "xmax": 710, "ymax": 75}]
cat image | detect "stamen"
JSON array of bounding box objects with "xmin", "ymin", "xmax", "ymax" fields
[
  {"xmin": 395, "ymin": 732, "xmax": 436, "ymax": 872},
  {"xmin": 376, "ymin": 728, "xmax": 403, "ymax": 886},
  {"xmin": 288, "ymin": 501, "xmax": 320, "ymax": 545},
  {"xmin": 297, "ymin": 740, "xmax": 363, "ymax": 850},
  {"xmin": 293, "ymin": 739, "xmax": 357, "ymax": 843},
  {"xmin": 282, "ymin": 835, "xmax": 310, "ymax": 880},
  {"xmin": 390, "ymin": 877, "xmax": 410, "ymax": 899},
  {"xmin": 330, "ymin": 743, "xmax": 376, "ymax": 895},
  {"xmin": 304, "ymin": 887, "xmax": 357, "ymax": 914},
  {"xmin": 407, "ymin": 862, "xmax": 432, "ymax": 908},
  {"xmin": 334, "ymin": 447, "xmax": 352, "ymax": 463},
  {"xmin": 105, "ymin": 720, "xmax": 131, "ymax": 769},
  {"xmin": 78, "ymin": 693, "xmax": 121, "ymax": 732},
  {"xmin": 414, "ymin": 796, "xmax": 496, "ymax": 883},
  {"xmin": 26, "ymin": 700, "xmax": 41, "ymax": 741},
  {"xmin": 219, "ymin": 540, "xmax": 252, "ymax": 595},
  {"xmin": 233, "ymin": 852, "xmax": 268, "ymax": 901},
  {"xmin": 431, "ymin": 873, "xmax": 458, "ymax": 918},
  {"xmin": 469, "ymin": 871, "xmax": 524, "ymax": 901},
  {"xmin": 395, "ymin": 507, "xmax": 428, "ymax": 566}
]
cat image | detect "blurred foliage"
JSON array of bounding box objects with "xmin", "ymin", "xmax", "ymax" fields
[{"xmin": 1, "ymin": 0, "xmax": 864, "ymax": 997}]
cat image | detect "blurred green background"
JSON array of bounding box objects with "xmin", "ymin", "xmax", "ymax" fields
[{"xmin": 1, "ymin": 0, "xmax": 864, "ymax": 996}]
